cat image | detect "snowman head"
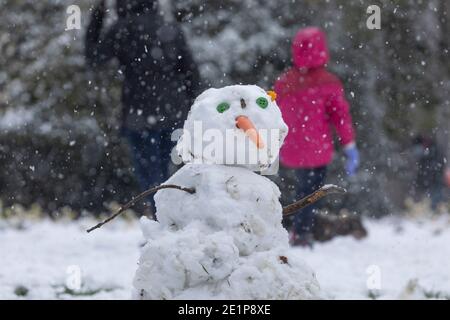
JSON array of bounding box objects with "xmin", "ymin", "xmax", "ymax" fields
[{"xmin": 176, "ymin": 85, "xmax": 288, "ymax": 172}]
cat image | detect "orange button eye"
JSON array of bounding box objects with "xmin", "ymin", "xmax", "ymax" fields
[{"xmin": 267, "ymin": 90, "xmax": 277, "ymax": 101}]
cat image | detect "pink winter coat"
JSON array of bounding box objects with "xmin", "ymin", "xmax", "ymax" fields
[{"xmin": 275, "ymin": 27, "xmax": 355, "ymax": 168}]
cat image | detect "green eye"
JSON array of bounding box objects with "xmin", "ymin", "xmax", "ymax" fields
[
  {"xmin": 216, "ymin": 102, "xmax": 230, "ymax": 113},
  {"xmin": 256, "ymin": 97, "xmax": 268, "ymax": 109}
]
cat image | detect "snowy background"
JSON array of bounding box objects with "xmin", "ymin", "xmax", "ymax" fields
[
  {"xmin": 1, "ymin": 0, "xmax": 448, "ymax": 215},
  {"xmin": 0, "ymin": 0, "xmax": 449, "ymax": 300}
]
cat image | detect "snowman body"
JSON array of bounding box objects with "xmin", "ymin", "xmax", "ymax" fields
[{"xmin": 132, "ymin": 85, "xmax": 321, "ymax": 299}]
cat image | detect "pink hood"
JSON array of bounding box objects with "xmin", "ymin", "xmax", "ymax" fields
[{"xmin": 292, "ymin": 27, "xmax": 329, "ymax": 69}]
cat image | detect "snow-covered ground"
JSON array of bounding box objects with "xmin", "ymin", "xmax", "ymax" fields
[{"xmin": 0, "ymin": 214, "xmax": 449, "ymax": 299}]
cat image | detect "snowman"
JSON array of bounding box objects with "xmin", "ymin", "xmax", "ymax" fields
[{"xmin": 130, "ymin": 85, "xmax": 322, "ymax": 299}]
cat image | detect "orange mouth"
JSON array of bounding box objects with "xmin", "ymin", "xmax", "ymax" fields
[{"xmin": 235, "ymin": 115, "xmax": 265, "ymax": 149}]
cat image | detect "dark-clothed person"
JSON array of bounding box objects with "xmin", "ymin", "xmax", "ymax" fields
[{"xmin": 85, "ymin": 0, "xmax": 201, "ymax": 212}]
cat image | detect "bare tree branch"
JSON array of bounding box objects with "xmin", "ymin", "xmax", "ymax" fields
[
  {"xmin": 282, "ymin": 185, "xmax": 346, "ymax": 216},
  {"xmin": 87, "ymin": 184, "xmax": 196, "ymax": 233}
]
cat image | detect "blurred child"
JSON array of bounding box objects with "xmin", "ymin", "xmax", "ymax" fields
[{"xmin": 274, "ymin": 27, "xmax": 359, "ymax": 247}]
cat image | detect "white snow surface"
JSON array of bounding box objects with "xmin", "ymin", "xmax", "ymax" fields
[
  {"xmin": 0, "ymin": 214, "xmax": 450, "ymax": 299},
  {"xmin": 133, "ymin": 164, "xmax": 320, "ymax": 299}
]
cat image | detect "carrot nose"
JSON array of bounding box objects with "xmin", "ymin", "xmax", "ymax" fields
[{"xmin": 235, "ymin": 115, "xmax": 265, "ymax": 149}]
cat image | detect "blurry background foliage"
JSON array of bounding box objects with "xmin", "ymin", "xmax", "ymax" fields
[{"xmin": 0, "ymin": 0, "xmax": 448, "ymax": 216}]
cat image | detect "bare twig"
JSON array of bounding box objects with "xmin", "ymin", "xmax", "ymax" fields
[
  {"xmin": 282, "ymin": 185, "xmax": 346, "ymax": 216},
  {"xmin": 87, "ymin": 184, "xmax": 196, "ymax": 233}
]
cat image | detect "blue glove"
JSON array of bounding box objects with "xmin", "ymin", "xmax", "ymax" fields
[{"xmin": 344, "ymin": 144, "xmax": 360, "ymax": 176}]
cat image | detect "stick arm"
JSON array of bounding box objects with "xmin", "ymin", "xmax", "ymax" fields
[
  {"xmin": 87, "ymin": 184, "xmax": 195, "ymax": 233},
  {"xmin": 282, "ymin": 184, "xmax": 346, "ymax": 217}
]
